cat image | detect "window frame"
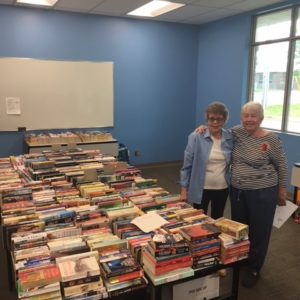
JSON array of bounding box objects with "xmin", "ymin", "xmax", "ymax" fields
[{"xmin": 247, "ymin": 5, "xmax": 300, "ymax": 134}]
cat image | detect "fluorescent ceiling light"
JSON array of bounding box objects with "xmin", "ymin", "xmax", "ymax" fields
[
  {"xmin": 16, "ymin": 0, "xmax": 58, "ymax": 6},
  {"xmin": 127, "ymin": 0, "xmax": 185, "ymax": 18}
]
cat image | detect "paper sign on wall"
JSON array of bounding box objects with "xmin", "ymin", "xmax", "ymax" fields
[{"xmin": 6, "ymin": 97, "xmax": 21, "ymax": 115}]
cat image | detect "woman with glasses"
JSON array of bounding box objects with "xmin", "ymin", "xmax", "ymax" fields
[{"xmin": 180, "ymin": 102, "xmax": 233, "ymax": 219}]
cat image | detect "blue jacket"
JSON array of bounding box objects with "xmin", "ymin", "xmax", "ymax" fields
[{"xmin": 180, "ymin": 129, "xmax": 233, "ymax": 205}]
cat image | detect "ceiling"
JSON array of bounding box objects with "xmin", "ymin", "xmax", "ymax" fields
[{"xmin": 0, "ymin": 0, "xmax": 288, "ymax": 25}]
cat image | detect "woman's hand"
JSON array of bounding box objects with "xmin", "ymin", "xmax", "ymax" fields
[
  {"xmin": 277, "ymin": 186, "xmax": 287, "ymax": 206},
  {"xmin": 180, "ymin": 188, "xmax": 188, "ymax": 202},
  {"xmin": 195, "ymin": 125, "xmax": 207, "ymax": 134}
]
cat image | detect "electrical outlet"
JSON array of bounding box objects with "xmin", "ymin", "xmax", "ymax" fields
[{"xmin": 134, "ymin": 150, "xmax": 140, "ymax": 157}]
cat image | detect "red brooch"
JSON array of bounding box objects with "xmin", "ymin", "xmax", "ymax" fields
[{"xmin": 260, "ymin": 142, "xmax": 270, "ymax": 152}]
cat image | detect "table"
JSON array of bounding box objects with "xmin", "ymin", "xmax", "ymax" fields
[{"xmin": 25, "ymin": 139, "xmax": 119, "ymax": 156}]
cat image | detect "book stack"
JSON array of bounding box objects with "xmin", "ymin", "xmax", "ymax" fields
[
  {"xmin": 179, "ymin": 223, "xmax": 221, "ymax": 270},
  {"xmin": 54, "ymin": 186, "xmax": 80, "ymax": 200},
  {"xmin": 56, "ymin": 251, "xmax": 107, "ymax": 299},
  {"xmin": 81, "ymin": 224, "xmax": 112, "ymax": 239},
  {"xmin": 12, "ymin": 232, "xmax": 50, "ymax": 271},
  {"xmin": 32, "ymin": 189, "xmax": 56, "ymax": 208},
  {"xmin": 143, "ymin": 187, "xmax": 169, "ymax": 198},
  {"xmin": 71, "ymin": 205, "xmax": 110, "ymax": 234},
  {"xmin": 18, "ymin": 264, "xmax": 62, "ymax": 300},
  {"xmin": 134, "ymin": 178, "xmax": 158, "ymax": 188},
  {"xmin": 28, "ymin": 163, "xmax": 61, "ymax": 181},
  {"xmin": 155, "ymin": 194, "xmax": 182, "ymax": 205},
  {"xmin": 127, "ymin": 233, "xmax": 152, "ymax": 264},
  {"xmin": 77, "ymin": 130, "xmax": 113, "ymax": 143},
  {"xmin": 47, "ymin": 226, "xmax": 82, "ymax": 241},
  {"xmin": 115, "ymin": 168, "xmax": 141, "ymax": 180},
  {"xmin": 1, "ymin": 198, "xmax": 36, "ymax": 222},
  {"xmin": 214, "ymin": 218, "xmax": 250, "ymax": 264},
  {"xmin": 0, "ymin": 157, "xmax": 23, "ymax": 192},
  {"xmin": 56, "ymin": 195, "xmax": 90, "ymax": 208},
  {"xmin": 38, "ymin": 209, "xmax": 76, "ymax": 231},
  {"xmin": 99, "ymin": 250, "xmax": 146, "ymax": 297},
  {"xmin": 48, "ymin": 236, "xmax": 89, "ymax": 259},
  {"xmin": 78, "ymin": 182, "xmax": 107, "ymax": 199},
  {"xmin": 113, "ymin": 219, "xmax": 144, "ymax": 239},
  {"xmin": 142, "ymin": 233, "xmax": 192, "ymax": 276},
  {"xmin": 91, "ymin": 194, "xmax": 129, "ymax": 210},
  {"xmin": 219, "ymin": 233, "xmax": 250, "ymax": 264},
  {"xmin": 129, "ymin": 194, "xmax": 164, "ymax": 213},
  {"xmin": 87, "ymin": 235, "xmax": 128, "ymax": 256},
  {"xmin": 2, "ymin": 220, "xmax": 45, "ymax": 255},
  {"xmin": 109, "ymin": 179, "xmax": 135, "ymax": 191},
  {"xmin": 105, "ymin": 205, "xmax": 141, "ymax": 221}
]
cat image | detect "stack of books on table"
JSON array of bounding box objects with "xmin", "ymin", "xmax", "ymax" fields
[
  {"xmin": 99, "ymin": 250, "xmax": 147, "ymax": 297},
  {"xmin": 90, "ymin": 194, "xmax": 128, "ymax": 210},
  {"xmin": 32, "ymin": 189, "xmax": 56, "ymax": 208},
  {"xmin": 70, "ymin": 205, "xmax": 110, "ymax": 234},
  {"xmin": 48, "ymin": 235, "xmax": 89, "ymax": 259},
  {"xmin": 37, "ymin": 209, "xmax": 76, "ymax": 231},
  {"xmin": 142, "ymin": 232, "xmax": 192, "ymax": 277},
  {"xmin": 105, "ymin": 205, "xmax": 141, "ymax": 221},
  {"xmin": 179, "ymin": 223, "xmax": 221, "ymax": 270},
  {"xmin": 56, "ymin": 251, "xmax": 107, "ymax": 300},
  {"xmin": 18, "ymin": 264, "xmax": 62, "ymax": 300},
  {"xmin": 1, "ymin": 187, "xmax": 36, "ymax": 226},
  {"xmin": 87, "ymin": 235, "xmax": 128, "ymax": 256},
  {"xmin": 214, "ymin": 218, "xmax": 250, "ymax": 264},
  {"xmin": 12, "ymin": 231, "xmax": 50, "ymax": 272},
  {"xmin": 112, "ymin": 218, "xmax": 152, "ymax": 263}
]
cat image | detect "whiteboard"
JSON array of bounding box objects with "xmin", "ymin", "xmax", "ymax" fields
[{"xmin": 0, "ymin": 58, "xmax": 114, "ymax": 131}]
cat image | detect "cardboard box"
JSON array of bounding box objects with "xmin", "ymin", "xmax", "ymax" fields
[{"xmin": 173, "ymin": 274, "xmax": 219, "ymax": 300}]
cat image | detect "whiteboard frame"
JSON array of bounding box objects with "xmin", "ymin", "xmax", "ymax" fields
[{"xmin": 0, "ymin": 58, "xmax": 114, "ymax": 131}]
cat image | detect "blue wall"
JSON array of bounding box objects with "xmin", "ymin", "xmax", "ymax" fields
[{"xmin": 0, "ymin": 5, "xmax": 198, "ymax": 165}]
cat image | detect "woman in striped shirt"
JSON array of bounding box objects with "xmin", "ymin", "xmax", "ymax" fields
[
  {"xmin": 230, "ymin": 102, "xmax": 287, "ymax": 287},
  {"xmin": 196, "ymin": 102, "xmax": 288, "ymax": 287}
]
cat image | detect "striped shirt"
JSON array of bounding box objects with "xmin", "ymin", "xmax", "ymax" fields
[{"xmin": 231, "ymin": 125, "xmax": 288, "ymax": 190}]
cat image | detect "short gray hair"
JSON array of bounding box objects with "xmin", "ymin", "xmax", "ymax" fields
[
  {"xmin": 205, "ymin": 102, "xmax": 229, "ymax": 121},
  {"xmin": 241, "ymin": 102, "xmax": 264, "ymax": 119}
]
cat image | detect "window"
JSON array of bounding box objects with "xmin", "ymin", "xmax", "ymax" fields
[{"xmin": 248, "ymin": 6, "xmax": 300, "ymax": 133}]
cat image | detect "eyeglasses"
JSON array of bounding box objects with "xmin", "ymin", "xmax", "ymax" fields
[{"xmin": 207, "ymin": 117, "xmax": 225, "ymax": 123}]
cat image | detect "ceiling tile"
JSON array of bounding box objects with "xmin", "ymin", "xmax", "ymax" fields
[
  {"xmin": 0, "ymin": 0, "xmax": 15, "ymax": 4},
  {"xmin": 92, "ymin": 0, "xmax": 149, "ymax": 16},
  {"xmin": 155, "ymin": 4, "xmax": 215, "ymax": 22},
  {"xmin": 184, "ymin": 7, "xmax": 242, "ymax": 24},
  {"xmin": 192, "ymin": 0, "xmax": 245, "ymax": 9},
  {"xmin": 54, "ymin": 0, "xmax": 105, "ymax": 12},
  {"xmin": 228, "ymin": 0, "xmax": 286, "ymax": 12}
]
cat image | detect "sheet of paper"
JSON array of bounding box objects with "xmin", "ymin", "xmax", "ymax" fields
[
  {"xmin": 273, "ymin": 200, "xmax": 298, "ymax": 229},
  {"xmin": 6, "ymin": 97, "xmax": 21, "ymax": 115},
  {"xmin": 131, "ymin": 212, "xmax": 169, "ymax": 233}
]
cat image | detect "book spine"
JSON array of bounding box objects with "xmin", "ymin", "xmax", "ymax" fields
[
  {"xmin": 154, "ymin": 259, "xmax": 193, "ymax": 275},
  {"xmin": 108, "ymin": 269, "xmax": 143, "ymax": 284},
  {"xmin": 151, "ymin": 246, "xmax": 190, "ymax": 258},
  {"xmin": 61, "ymin": 275, "xmax": 101, "ymax": 288},
  {"xmin": 108, "ymin": 281, "xmax": 147, "ymax": 297}
]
